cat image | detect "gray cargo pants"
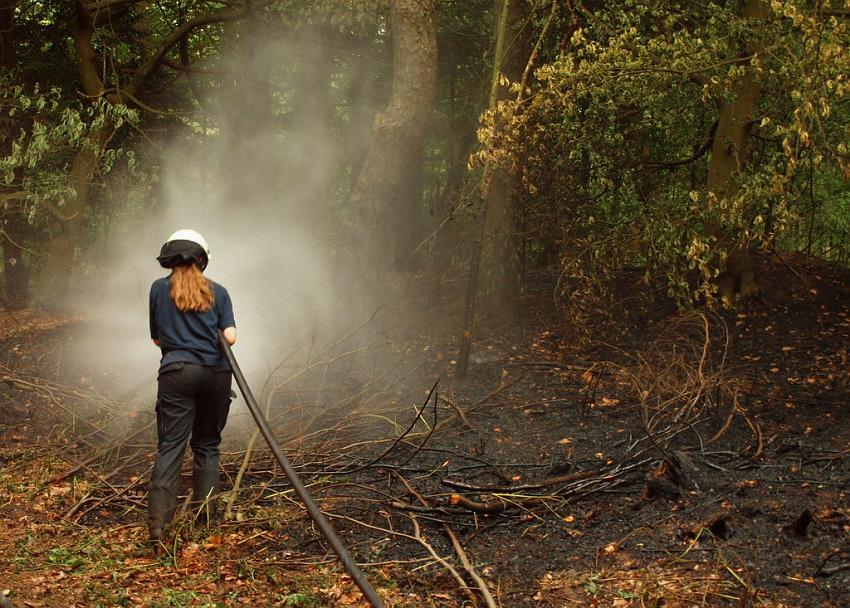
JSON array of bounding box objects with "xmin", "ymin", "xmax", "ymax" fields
[{"xmin": 148, "ymin": 362, "xmax": 231, "ymax": 536}]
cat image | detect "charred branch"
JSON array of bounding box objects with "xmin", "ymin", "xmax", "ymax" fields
[{"xmin": 443, "ymin": 469, "xmax": 594, "ymax": 493}]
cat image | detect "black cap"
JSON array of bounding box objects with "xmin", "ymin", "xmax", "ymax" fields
[{"xmin": 157, "ymin": 239, "xmax": 209, "ymax": 271}]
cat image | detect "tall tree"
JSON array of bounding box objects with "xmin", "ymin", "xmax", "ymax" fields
[{"xmin": 345, "ymin": 0, "xmax": 438, "ymax": 288}]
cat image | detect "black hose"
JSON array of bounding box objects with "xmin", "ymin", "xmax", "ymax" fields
[{"xmin": 219, "ymin": 334, "xmax": 386, "ymax": 608}]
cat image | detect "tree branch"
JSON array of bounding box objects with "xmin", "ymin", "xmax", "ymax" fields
[
  {"xmin": 36, "ymin": 198, "xmax": 82, "ymax": 223},
  {"xmin": 126, "ymin": 7, "xmax": 244, "ymax": 96},
  {"xmin": 85, "ymin": 0, "xmax": 144, "ymax": 26},
  {"xmin": 0, "ymin": 190, "xmax": 28, "ymax": 202},
  {"xmin": 85, "ymin": 0, "xmax": 142, "ymax": 12}
]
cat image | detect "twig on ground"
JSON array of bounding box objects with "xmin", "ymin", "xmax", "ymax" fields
[
  {"xmin": 413, "ymin": 373, "xmax": 525, "ymax": 438},
  {"xmin": 814, "ymin": 548, "xmax": 850, "ymax": 577},
  {"xmin": 51, "ymin": 419, "xmax": 156, "ymax": 484},
  {"xmin": 440, "ymin": 393, "xmax": 479, "ymax": 434},
  {"xmin": 409, "ymin": 515, "xmax": 478, "ymax": 605},
  {"xmin": 445, "ymin": 525, "xmax": 497, "ymax": 608},
  {"xmin": 443, "ymin": 469, "xmax": 594, "ymax": 493},
  {"xmin": 397, "ymin": 473, "xmax": 495, "ymax": 608},
  {"xmin": 449, "ymin": 493, "xmax": 544, "ymax": 515}
]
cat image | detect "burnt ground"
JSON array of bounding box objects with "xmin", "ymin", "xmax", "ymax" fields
[{"xmin": 1, "ymin": 252, "xmax": 849, "ymax": 608}]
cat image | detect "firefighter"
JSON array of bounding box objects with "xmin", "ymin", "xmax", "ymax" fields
[{"xmin": 147, "ymin": 229, "xmax": 236, "ymax": 541}]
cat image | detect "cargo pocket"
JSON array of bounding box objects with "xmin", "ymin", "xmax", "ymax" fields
[{"xmin": 157, "ymin": 361, "xmax": 185, "ymax": 379}]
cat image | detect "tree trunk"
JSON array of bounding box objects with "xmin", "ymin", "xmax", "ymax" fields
[
  {"xmin": 34, "ymin": 3, "xmax": 113, "ymax": 306},
  {"xmin": 0, "ymin": 1, "xmax": 14, "ymax": 66},
  {"xmin": 37, "ymin": 124, "xmax": 114, "ymax": 307},
  {"xmin": 345, "ymin": 0, "xmax": 438, "ymax": 288},
  {"xmin": 705, "ymin": 0, "xmax": 767, "ymax": 304},
  {"xmin": 0, "ymin": 0, "xmax": 30, "ymax": 308},
  {"xmin": 481, "ymin": 0, "xmax": 532, "ymax": 318},
  {"xmin": 346, "ymin": 33, "xmax": 383, "ymax": 194},
  {"xmin": 457, "ymin": 0, "xmax": 514, "ymax": 377},
  {"xmin": 2, "ymin": 213, "xmax": 30, "ymax": 309}
]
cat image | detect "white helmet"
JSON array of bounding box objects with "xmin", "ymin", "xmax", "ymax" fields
[{"xmin": 157, "ymin": 229, "xmax": 211, "ymax": 270}]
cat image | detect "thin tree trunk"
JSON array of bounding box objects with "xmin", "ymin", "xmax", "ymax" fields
[
  {"xmin": 481, "ymin": 0, "xmax": 532, "ymax": 317},
  {"xmin": 37, "ymin": 124, "xmax": 114, "ymax": 307},
  {"xmin": 431, "ymin": 50, "xmax": 477, "ymax": 279},
  {"xmin": 457, "ymin": 0, "xmax": 513, "ymax": 378},
  {"xmin": 2, "ymin": 213, "xmax": 30, "ymax": 309},
  {"xmin": 706, "ymin": 0, "xmax": 767, "ymax": 303}
]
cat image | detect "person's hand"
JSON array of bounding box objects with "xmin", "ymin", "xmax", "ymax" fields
[{"xmin": 223, "ymin": 326, "xmax": 237, "ymax": 345}]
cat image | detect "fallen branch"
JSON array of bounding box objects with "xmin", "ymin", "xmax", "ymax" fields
[
  {"xmin": 815, "ymin": 548, "xmax": 850, "ymax": 577},
  {"xmin": 440, "ymin": 394, "xmax": 479, "ymax": 434},
  {"xmin": 445, "ymin": 525, "xmax": 497, "ymax": 608},
  {"xmin": 816, "ymin": 562, "xmax": 850, "ymax": 577},
  {"xmin": 398, "ymin": 473, "xmax": 496, "ymax": 608},
  {"xmin": 389, "ymin": 500, "xmax": 467, "ymax": 515},
  {"xmin": 443, "ymin": 469, "xmax": 593, "ymax": 493},
  {"xmin": 449, "ymin": 493, "xmax": 544, "ymax": 515},
  {"xmin": 409, "ymin": 515, "xmax": 477, "ymax": 605},
  {"xmin": 51, "ymin": 419, "xmax": 156, "ymax": 484}
]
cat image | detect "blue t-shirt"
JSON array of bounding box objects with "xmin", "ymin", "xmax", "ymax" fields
[{"xmin": 149, "ymin": 276, "xmax": 235, "ymax": 371}]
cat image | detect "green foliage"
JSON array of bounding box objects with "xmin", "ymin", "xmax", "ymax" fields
[
  {"xmin": 475, "ymin": 1, "xmax": 850, "ymax": 319},
  {"xmin": 47, "ymin": 547, "xmax": 85, "ymax": 570},
  {"xmin": 0, "ymin": 78, "xmax": 137, "ymax": 223},
  {"xmin": 157, "ymin": 589, "xmax": 222, "ymax": 608},
  {"xmin": 283, "ymin": 591, "xmax": 321, "ymax": 607}
]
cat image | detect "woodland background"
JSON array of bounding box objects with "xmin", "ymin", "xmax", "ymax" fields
[
  {"xmin": 1, "ymin": 1, "xmax": 848, "ymax": 334},
  {"xmin": 2, "ymin": 1, "xmax": 850, "ymax": 607}
]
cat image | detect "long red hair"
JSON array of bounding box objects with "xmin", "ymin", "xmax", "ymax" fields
[{"xmin": 170, "ymin": 264, "xmax": 215, "ymax": 312}]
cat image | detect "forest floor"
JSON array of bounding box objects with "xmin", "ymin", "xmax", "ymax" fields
[{"xmin": 1, "ymin": 252, "xmax": 849, "ymax": 608}]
